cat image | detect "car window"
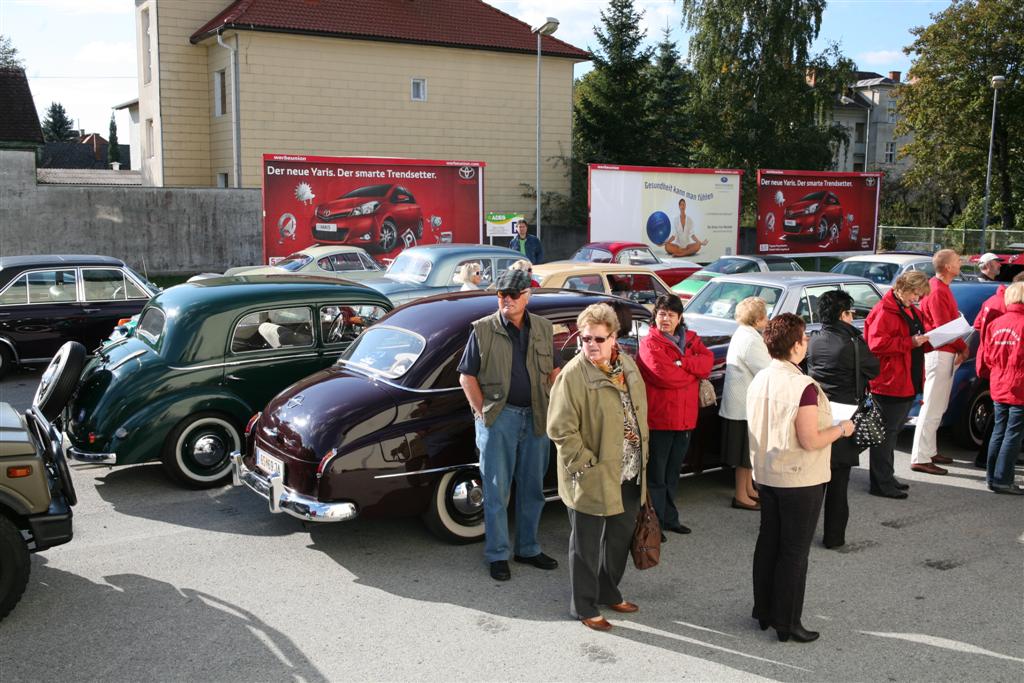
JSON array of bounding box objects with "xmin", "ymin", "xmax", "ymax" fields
[
  {"xmin": 609, "ymin": 273, "xmax": 661, "ymax": 305},
  {"xmin": 339, "ymin": 326, "xmax": 425, "ymax": 378},
  {"xmin": 231, "ymin": 306, "xmax": 314, "ymax": 353},
  {"xmin": 0, "ymin": 274, "xmax": 28, "ymax": 305},
  {"xmin": 456, "ymin": 258, "xmax": 491, "ymax": 287},
  {"xmin": 915, "ymin": 260, "xmax": 936, "ymax": 277},
  {"xmin": 123, "ymin": 276, "xmax": 149, "ymax": 299},
  {"xmin": 387, "ymin": 253, "xmax": 432, "ymax": 282},
  {"xmin": 834, "ymin": 260, "xmax": 898, "ymax": 285},
  {"xmin": 82, "ymin": 268, "xmax": 134, "ymax": 301},
  {"xmin": 563, "ymin": 274, "xmax": 605, "ymax": 293},
  {"xmin": 316, "ymin": 257, "xmax": 334, "ymax": 272},
  {"xmin": 136, "ymin": 307, "xmax": 165, "ymax": 344},
  {"xmin": 706, "ymin": 258, "xmax": 758, "ymax": 275},
  {"xmin": 795, "ymin": 285, "xmax": 841, "ymax": 324},
  {"xmin": 328, "ymin": 253, "xmax": 366, "ymax": 272},
  {"xmin": 687, "ymin": 281, "xmax": 784, "ymax": 319},
  {"xmin": 571, "ymin": 247, "xmax": 613, "ymax": 263},
  {"xmin": 358, "ymin": 252, "xmax": 381, "ymax": 271},
  {"xmin": 842, "ymin": 283, "xmax": 882, "ymax": 319},
  {"xmin": 619, "ymin": 248, "xmax": 659, "ymax": 266},
  {"xmin": 276, "ymin": 254, "xmax": 314, "ymax": 272},
  {"xmin": 496, "ymin": 258, "xmax": 521, "ymax": 275},
  {"xmin": 320, "ymin": 304, "xmax": 388, "ymax": 345},
  {"xmin": 20, "ymin": 270, "xmax": 79, "ymax": 304},
  {"xmin": 766, "ymin": 260, "xmax": 800, "ymax": 272}
]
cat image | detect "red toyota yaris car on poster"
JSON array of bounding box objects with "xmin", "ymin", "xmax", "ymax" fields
[
  {"xmin": 311, "ymin": 184, "xmax": 424, "ymax": 253},
  {"xmin": 782, "ymin": 191, "xmax": 843, "ymax": 242}
]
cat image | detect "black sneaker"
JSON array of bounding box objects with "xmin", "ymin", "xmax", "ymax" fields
[{"xmin": 513, "ymin": 552, "xmax": 558, "ymax": 570}]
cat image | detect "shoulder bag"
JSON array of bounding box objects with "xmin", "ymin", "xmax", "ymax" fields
[
  {"xmin": 698, "ymin": 378, "xmax": 717, "ymax": 408},
  {"xmin": 631, "ymin": 492, "xmax": 661, "ymax": 570},
  {"xmin": 852, "ymin": 338, "xmax": 886, "ymax": 448}
]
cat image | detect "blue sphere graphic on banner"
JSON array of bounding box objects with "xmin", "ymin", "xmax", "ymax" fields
[{"xmin": 646, "ymin": 211, "xmax": 672, "ymax": 245}]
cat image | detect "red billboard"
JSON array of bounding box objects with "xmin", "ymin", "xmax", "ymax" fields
[
  {"xmin": 262, "ymin": 154, "xmax": 485, "ymax": 264},
  {"xmin": 756, "ymin": 170, "xmax": 882, "ymax": 256}
]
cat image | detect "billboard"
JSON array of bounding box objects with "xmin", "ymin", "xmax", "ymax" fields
[
  {"xmin": 756, "ymin": 169, "xmax": 882, "ymax": 256},
  {"xmin": 262, "ymin": 154, "xmax": 485, "ymax": 264},
  {"xmin": 589, "ymin": 164, "xmax": 743, "ymax": 263}
]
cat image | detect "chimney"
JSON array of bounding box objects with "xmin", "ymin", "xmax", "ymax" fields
[{"xmin": 888, "ymin": 71, "xmax": 901, "ymax": 83}]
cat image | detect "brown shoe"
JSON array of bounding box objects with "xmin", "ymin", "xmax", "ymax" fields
[
  {"xmin": 581, "ymin": 616, "xmax": 613, "ymax": 631},
  {"xmin": 931, "ymin": 454, "xmax": 954, "ymax": 464},
  {"xmin": 911, "ymin": 463, "xmax": 948, "ymax": 475},
  {"xmin": 607, "ymin": 601, "xmax": 639, "ymax": 613},
  {"xmin": 732, "ymin": 497, "xmax": 761, "ymax": 511}
]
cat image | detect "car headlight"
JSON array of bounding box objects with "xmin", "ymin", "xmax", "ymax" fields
[
  {"xmin": 805, "ymin": 203, "xmax": 819, "ymax": 214},
  {"xmin": 351, "ymin": 201, "xmax": 380, "ymax": 216}
]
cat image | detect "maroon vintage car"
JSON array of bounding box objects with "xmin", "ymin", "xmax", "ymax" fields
[
  {"xmin": 231, "ymin": 290, "xmax": 650, "ymax": 543},
  {"xmin": 570, "ymin": 241, "xmax": 702, "ymax": 286},
  {"xmin": 311, "ymin": 183, "xmax": 423, "ymax": 253}
]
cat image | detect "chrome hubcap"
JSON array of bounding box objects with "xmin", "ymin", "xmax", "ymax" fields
[
  {"xmin": 451, "ymin": 477, "xmax": 484, "ymax": 516},
  {"xmin": 192, "ymin": 434, "xmax": 226, "ymax": 467}
]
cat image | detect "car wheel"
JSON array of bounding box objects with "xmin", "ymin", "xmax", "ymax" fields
[
  {"xmin": 956, "ymin": 386, "xmax": 992, "ymax": 449},
  {"xmin": 0, "ymin": 515, "xmax": 30, "ymax": 622},
  {"xmin": 379, "ymin": 219, "xmax": 398, "ymax": 252},
  {"xmin": 422, "ymin": 468, "xmax": 485, "ymax": 544},
  {"xmin": 33, "ymin": 341, "xmax": 87, "ymax": 422},
  {"xmin": 0, "ymin": 343, "xmax": 13, "ymax": 381},
  {"xmin": 817, "ymin": 218, "xmax": 828, "ymax": 241},
  {"xmin": 160, "ymin": 412, "xmax": 240, "ymax": 488},
  {"xmin": 414, "ymin": 218, "xmax": 424, "ymax": 239}
]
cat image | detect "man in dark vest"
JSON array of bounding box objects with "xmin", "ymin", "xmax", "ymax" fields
[{"xmin": 458, "ymin": 269, "xmax": 560, "ymax": 580}]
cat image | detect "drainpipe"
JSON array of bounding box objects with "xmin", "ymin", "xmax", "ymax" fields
[
  {"xmin": 864, "ymin": 95, "xmax": 873, "ymax": 171},
  {"xmin": 217, "ymin": 29, "xmax": 242, "ymax": 187}
]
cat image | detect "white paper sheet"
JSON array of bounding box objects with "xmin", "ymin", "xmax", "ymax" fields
[
  {"xmin": 925, "ymin": 314, "xmax": 973, "ymax": 348},
  {"xmin": 831, "ymin": 402, "xmax": 858, "ymax": 426}
]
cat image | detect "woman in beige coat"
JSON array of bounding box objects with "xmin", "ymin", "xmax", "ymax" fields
[{"xmin": 548, "ymin": 303, "xmax": 649, "ymax": 632}]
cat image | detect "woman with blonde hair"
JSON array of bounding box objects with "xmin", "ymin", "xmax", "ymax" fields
[
  {"xmin": 719, "ymin": 296, "xmax": 771, "ymax": 510},
  {"xmin": 453, "ymin": 262, "xmax": 483, "ymax": 291},
  {"xmin": 508, "ymin": 259, "xmax": 539, "ymax": 288},
  {"xmin": 548, "ymin": 303, "xmax": 649, "ymax": 632}
]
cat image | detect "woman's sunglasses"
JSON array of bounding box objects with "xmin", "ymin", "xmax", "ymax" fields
[{"xmin": 580, "ymin": 335, "xmax": 609, "ymax": 344}]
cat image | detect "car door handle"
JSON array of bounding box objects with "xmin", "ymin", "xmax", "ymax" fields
[
  {"xmin": 225, "ymin": 374, "xmax": 244, "ymax": 381},
  {"xmin": 83, "ymin": 308, "xmax": 102, "ymax": 313}
]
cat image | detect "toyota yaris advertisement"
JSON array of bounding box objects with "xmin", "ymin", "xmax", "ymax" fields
[
  {"xmin": 262, "ymin": 154, "xmax": 485, "ymax": 264},
  {"xmin": 756, "ymin": 170, "xmax": 882, "ymax": 256}
]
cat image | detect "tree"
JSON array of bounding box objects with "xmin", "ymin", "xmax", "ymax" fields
[
  {"xmin": 41, "ymin": 102, "xmax": 77, "ymax": 142},
  {"xmin": 645, "ymin": 28, "xmax": 695, "ymax": 167},
  {"xmin": 0, "ymin": 34, "xmax": 23, "ymax": 68},
  {"xmin": 896, "ymin": 0, "xmax": 1024, "ymax": 232},
  {"xmin": 108, "ymin": 113, "xmax": 120, "ymax": 164},
  {"xmin": 680, "ymin": 0, "xmax": 854, "ymax": 217}
]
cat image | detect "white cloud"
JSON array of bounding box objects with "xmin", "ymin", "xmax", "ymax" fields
[
  {"xmin": 857, "ymin": 49, "xmax": 905, "ymax": 67},
  {"xmin": 11, "ymin": 0, "xmax": 127, "ymax": 15},
  {"xmin": 74, "ymin": 41, "xmax": 136, "ymax": 68}
]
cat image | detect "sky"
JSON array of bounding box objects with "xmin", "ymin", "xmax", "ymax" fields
[{"xmin": 0, "ymin": 0, "xmax": 952, "ymax": 138}]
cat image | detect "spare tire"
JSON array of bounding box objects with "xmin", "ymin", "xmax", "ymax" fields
[{"xmin": 33, "ymin": 341, "xmax": 87, "ymax": 422}]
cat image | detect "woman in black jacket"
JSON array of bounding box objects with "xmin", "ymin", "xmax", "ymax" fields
[{"xmin": 806, "ymin": 289, "xmax": 881, "ymax": 549}]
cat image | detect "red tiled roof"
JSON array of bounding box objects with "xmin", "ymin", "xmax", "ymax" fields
[{"xmin": 190, "ymin": 0, "xmax": 590, "ymax": 60}]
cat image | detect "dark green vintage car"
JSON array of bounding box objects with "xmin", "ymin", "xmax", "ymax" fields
[{"xmin": 62, "ymin": 275, "xmax": 391, "ymax": 487}]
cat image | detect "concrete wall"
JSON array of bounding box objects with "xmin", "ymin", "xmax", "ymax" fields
[{"xmin": 1, "ymin": 150, "xmax": 261, "ymax": 275}]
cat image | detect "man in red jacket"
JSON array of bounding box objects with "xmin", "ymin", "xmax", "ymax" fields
[{"xmin": 911, "ymin": 250, "xmax": 970, "ymax": 475}]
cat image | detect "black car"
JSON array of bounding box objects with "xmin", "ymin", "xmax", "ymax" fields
[{"xmin": 0, "ymin": 255, "xmax": 157, "ymax": 378}]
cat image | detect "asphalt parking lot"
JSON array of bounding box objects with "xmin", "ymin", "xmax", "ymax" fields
[{"xmin": 1, "ymin": 366, "xmax": 1021, "ymax": 682}]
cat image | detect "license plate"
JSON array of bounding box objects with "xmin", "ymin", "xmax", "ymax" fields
[
  {"xmin": 255, "ymin": 447, "xmax": 284, "ymax": 478},
  {"xmin": 316, "ymin": 223, "xmax": 337, "ymax": 232},
  {"xmin": 783, "ymin": 219, "xmax": 796, "ymax": 227}
]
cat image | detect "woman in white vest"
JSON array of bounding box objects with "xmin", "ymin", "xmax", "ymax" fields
[
  {"xmin": 719, "ymin": 297, "xmax": 771, "ymax": 510},
  {"xmin": 746, "ymin": 313, "xmax": 854, "ymax": 644}
]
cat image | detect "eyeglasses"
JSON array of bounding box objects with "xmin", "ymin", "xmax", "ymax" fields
[
  {"xmin": 580, "ymin": 335, "xmax": 610, "ymax": 344},
  {"xmin": 497, "ymin": 289, "xmax": 525, "ymax": 300}
]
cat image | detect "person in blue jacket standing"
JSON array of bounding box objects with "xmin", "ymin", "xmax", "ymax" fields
[{"xmin": 509, "ymin": 219, "xmax": 543, "ymax": 264}]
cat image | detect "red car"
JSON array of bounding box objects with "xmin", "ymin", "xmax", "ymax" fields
[
  {"xmin": 570, "ymin": 241, "xmax": 701, "ymax": 286},
  {"xmin": 782, "ymin": 191, "xmax": 843, "ymax": 242},
  {"xmin": 311, "ymin": 184, "xmax": 423, "ymax": 253}
]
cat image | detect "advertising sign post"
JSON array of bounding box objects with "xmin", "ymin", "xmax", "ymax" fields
[
  {"xmin": 262, "ymin": 154, "xmax": 485, "ymax": 265},
  {"xmin": 589, "ymin": 164, "xmax": 743, "ymax": 264},
  {"xmin": 756, "ymin": 169, "xmax": 882, "ymax": 257}
]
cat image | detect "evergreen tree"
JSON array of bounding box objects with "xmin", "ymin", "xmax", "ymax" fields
[
  {"xmin": 0, "ymin": 35, "xmax": 23, "ymax": 68},
  {"xmin": 645, "ymin": 28, "xmax": 695, "ymax": 167},
  {"xmin": 41, "ymin": 102, "xmax": 77, "ymax": 142},
  {"xmin": 108, "ymin": 113, "xmax": 121, "ymax": 164}
]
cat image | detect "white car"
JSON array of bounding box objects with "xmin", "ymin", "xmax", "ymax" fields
[
  {"xmin": 223, "ymin": 245, "xmax": 383, "ymax": 279},
  {"xmin": 830, "ymin": 253, "xmax": 938, "ymax": 291}
]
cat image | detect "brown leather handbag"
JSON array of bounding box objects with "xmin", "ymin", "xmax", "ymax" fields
[{"xmin": 630, "ymin": 493, "xmax": 661, "ymax": 570}]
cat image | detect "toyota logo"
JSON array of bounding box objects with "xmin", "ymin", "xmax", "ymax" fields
[{"xmin": 458, "ymin": 166, "xmax": 476, "ymax": 180}]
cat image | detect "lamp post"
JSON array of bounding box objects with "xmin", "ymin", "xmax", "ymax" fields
[
  {"xmin": 532, "ymin": 17, "xmax": 559, "ymax": 242},
  {"xmin": 979, "ymin": 74, "xmax": 1006, "ymax": 254}
]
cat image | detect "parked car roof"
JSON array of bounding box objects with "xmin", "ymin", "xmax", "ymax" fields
[
  {"xmin": 0, "ymin": 254, "xmax": 127, "ymax": 270},
  {"xmin": 396, "ymin": 243, "xmax": 522, "ymax": 256},
  {"xmin": 839, "ymin": 253, "xmax": 932, "ymax": 266},
  {"xmin": 698, "ymin": 271, "xmax": 867, "ymax": 287}
]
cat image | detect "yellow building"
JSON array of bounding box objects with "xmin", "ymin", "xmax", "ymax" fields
[{"xmin": 134, "ymin": 0, "xmax": 588, "ymax": 216}]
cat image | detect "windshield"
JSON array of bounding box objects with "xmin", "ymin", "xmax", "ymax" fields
[
  {"xmin": 341, "ymin": 184, "xmax": 390, "ymax": 199},
  {"xmin": 275, "ymin": 254, "xmax": 313, "ymax": 272},
  {"xmin": 123, "ymin": 266, "xmax": 159, "ymax": 295},
  {"xmin": 338, "ymin": 326, "xmax": 425, "ymax": 378},
  {"xmin": 799, "ymin": 191, "xmax": 826, "ymax": 201},
  {"xmin": 572, "ymin": 247, "xmax": 613, "ymax": 263},
  {"xmin": 831, "ymin": 260, "xmax": 899, "ymax": 285},
  {"xmin": 687, "ymin": 281, "xmax": 784, "ymax": 320},
  {"xmin": 704, "ymin": 258, "xmax": 758, "ymax": 275},
  {"xmin": 386, "ymin": 253, "xmax": 432, "ymax": 282}
]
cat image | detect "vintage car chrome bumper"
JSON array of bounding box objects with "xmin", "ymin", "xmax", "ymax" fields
[
  {"xmin": 67, "ymin": 447, "xmax": 117, "ymax": 465},
  {"xmin": 230, "ymin": 451, "xmax": 357, "ymax": 522}
]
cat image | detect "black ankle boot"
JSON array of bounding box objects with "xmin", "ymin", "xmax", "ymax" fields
[{"xmin": 777, "ymin": 624, "xmax": 819, "ymax": 643}]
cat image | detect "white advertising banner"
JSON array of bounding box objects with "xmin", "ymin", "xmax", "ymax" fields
[{"xmin": 589, "ymin": 164, "xmax": 743, "ymax": 264}]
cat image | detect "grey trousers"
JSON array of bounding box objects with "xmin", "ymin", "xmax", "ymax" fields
[{"xmin": 567, "ymin": 480, "xmax": 641, "ymax": 620}]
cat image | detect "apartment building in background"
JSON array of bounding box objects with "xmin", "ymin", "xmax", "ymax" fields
[{"xmin": 831, "ymin": 70, "xmax": 912, "ymax": 176}]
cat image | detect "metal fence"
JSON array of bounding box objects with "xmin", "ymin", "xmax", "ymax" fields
[{"xmin": 879, "ymin": 225, "xmax": 1024, "ymax": 254}]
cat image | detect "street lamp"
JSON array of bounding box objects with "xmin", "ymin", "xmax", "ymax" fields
[
  {"xmin": 532, "ymin": 17, "xmax": 559, "ymax": 242},
  {"xmin": 979, "ymin": 74, "xmax": 1006, "ymax": 254}
]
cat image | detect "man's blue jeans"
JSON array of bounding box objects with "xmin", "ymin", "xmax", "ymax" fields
[
  {"xmin": 475, "ymin": 405, "xmax": 549, "ymax": 563},
  {"xmin": 987, "ymin": 402, "xmax": 1024, "ymax": 489}
]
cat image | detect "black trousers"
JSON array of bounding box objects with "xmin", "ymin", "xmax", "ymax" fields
[
  {"xmin": 752, "ymin": 483, "xmax": 825, "ymax": 632},
  {"xmin": 647, "ymin": 430, "xmax": 691, "ymax": 529},
  {"xmin": 869, "ymin": 394, "xmax": 914, "ymax": 495},
  {"xmin": 567, "ymin": 480, "xmax": 641, "ymax": 620},
  {"xmin": 823, "ymin": 466, "xmax": 851, "ymax": 548}
]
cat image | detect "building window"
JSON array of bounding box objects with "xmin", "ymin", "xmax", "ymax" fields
[
  {"xmin": 411, "ymin": 78, "xmax": 427, "ymax": 102},
  {"xmin": 214, "ymin": 70, "xmax": 226, "ymax": 117},
  {"xmin": 216, "ymin": 173, "xmax": 229, "ymax": 188},
  {"xmin": 853, "ymin": 162, "xmax": 865, "ymax": 172},
  {"xmin": 887, "ymin": 99, "xmax": 897, "ymax": 123},
  {"xmin": 145, "ymin": 118, "xmax": 154, "ymax": 158},
  {"xmin": 854, "ymin": 122, "xmax": 865, "ymax": 144},
  {"xmin": 141, "ymin": 7, "xmax": 152, "ymax": 84},
  {"xmin": 884, "ymin": 142, "xmax": 896, "ymax": 164}
]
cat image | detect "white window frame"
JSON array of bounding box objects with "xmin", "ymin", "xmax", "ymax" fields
[
  {"xmin": 145, "ymin": 119, "xmax": 155, "ymax": 158},
  {"xmin": 884, "ymin": 142, "xmax": 896, "ymax": 164},
  {"xmin": 141, "ymin": 7, "xmax": 152, "ymax": 85},
  {"xmin": 411, "ymin": 78, "xmax": 427, "ymax": 102}
]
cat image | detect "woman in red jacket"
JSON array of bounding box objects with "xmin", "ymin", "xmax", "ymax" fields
[
  {"xmin": 863, "ymin": 271, "xmax": 932, "ymax": 499},
  {"xmin": 638, "ymin": 294, "xmax": 713, "ymax": 538}
]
